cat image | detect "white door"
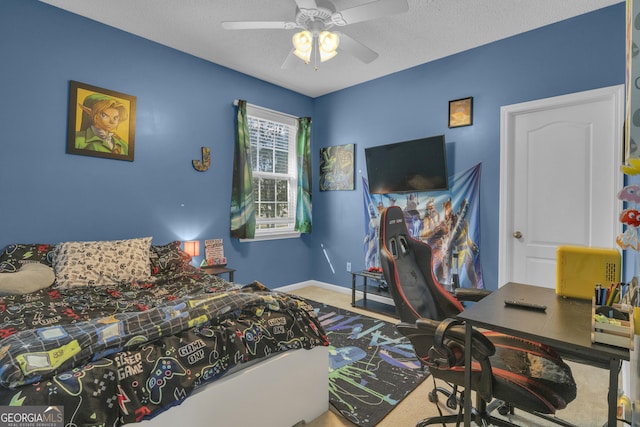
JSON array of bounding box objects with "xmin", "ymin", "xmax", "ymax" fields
[{"xmin": 498, "ymin": 85, "xmax": 624, "ymax": 289}]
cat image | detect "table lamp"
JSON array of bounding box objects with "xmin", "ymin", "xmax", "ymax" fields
[{"xmin": 183, "ymin": 240, "xmax": 200, "ymax": 258}]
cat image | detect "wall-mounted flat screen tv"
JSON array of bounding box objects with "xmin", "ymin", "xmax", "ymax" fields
[{"xmin": 365, "ymin": 135, "xmax": 448, "ymax": 194}]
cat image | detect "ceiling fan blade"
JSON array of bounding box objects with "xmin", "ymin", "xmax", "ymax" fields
[
  {"xmin": 333, "ymin": 0, "xmax": 409, "ymax": 25},
  {"xmin": 221, "ymin": 21, "xmax": 292, "ymax": 30},
  {"xmin": 281, "ymin": 49, "xmax": 300, "ymax": 69},
  {"xmin": 294, "ymin": 0, "xmax": 318, "ymax": 11},
  {"xmin": 337, "ymin": 32, "xmax": 378, "ymax": 63}
]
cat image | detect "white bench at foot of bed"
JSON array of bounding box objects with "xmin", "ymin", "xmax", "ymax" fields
[{"xmin": 134, "ymin": 346, "xmax": 328, "ymax": 427}]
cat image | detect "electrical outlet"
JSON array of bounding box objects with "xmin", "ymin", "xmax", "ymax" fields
[{"xmin": 346, "ymin": 262, "xmax": 351, "ymax": 272}]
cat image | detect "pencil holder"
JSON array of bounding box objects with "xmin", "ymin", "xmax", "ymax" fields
[{"xmin": 591, "ymin": 298, "xmax": 635, "ymax": 349}]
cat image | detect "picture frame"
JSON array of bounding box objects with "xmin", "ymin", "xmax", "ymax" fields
[
  {"xmin": 319, "ymin": 143, "xmax": 355, "ymax": 191},
  {"xmin": 67, "ymin": 80, "xmax": 136, "ymax": 161},
  {"xmin": 448, "ymin": 97, "xmax": 473, "ymax": 128}
]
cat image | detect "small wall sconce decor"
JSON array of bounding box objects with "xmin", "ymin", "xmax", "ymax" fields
[
  {"xmin": 183, "ymin": 240, "xmax": 201, "ymax": 257},
  {"xmin": 192, "ymin": 147, "xmax": 211, "ymax": 171},
  {"xmin": 448, "ymin": 97, "xmax": 473, "ymax": 128}
]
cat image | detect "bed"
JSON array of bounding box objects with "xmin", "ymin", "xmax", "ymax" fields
[{"xmin": 0, "ymin": 239, "xmax": 329, "ymax": 427}]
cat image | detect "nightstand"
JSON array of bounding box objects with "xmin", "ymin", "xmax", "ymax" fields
[{"xmin": 201, "ymin": 265, "xmax": 235, "ymax": 282}]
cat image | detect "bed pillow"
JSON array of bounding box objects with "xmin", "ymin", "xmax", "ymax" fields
[
  {"xmin": 53, "ymin": 237, "xmax": 152, "ymax": 288},
  {"xmin": 0, "ymin": 243, "xmax": 56, "ymax": 273},
  {"xmin": 149, "ymin": 241, "xmax": 192, "ymax": 275},
  {"xmin": 0, "ymin": 263, "xmax": 56, "ymax": 295}
]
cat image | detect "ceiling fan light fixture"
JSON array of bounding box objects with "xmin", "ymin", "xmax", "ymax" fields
[
  {"xmin": 318, "ymin": 31, "xmax": 339, "ymax": 62},
  {"xmin": 223, "ymin": 0, "xmax": 411, "ymax": 69},
  {"xmin": 292, "ymin": 30, "xmax": 313, "ymax": 62}
]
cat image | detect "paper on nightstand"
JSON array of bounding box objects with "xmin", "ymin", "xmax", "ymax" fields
[{"xmin": 205, "ymin": 239, "xmax": 227, "ymax": 266}]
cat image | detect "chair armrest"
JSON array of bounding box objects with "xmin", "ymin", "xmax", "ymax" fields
[
  {"xmin": 404, "ymin": 318, "xmax": 496, "ymax": 401},
  {"xmin": 417, "ymin": 318, "xmax": 495, "ymax": 360},
  {"xmin": 453, "ymin": 288, "xmax": 492, "ymax": 302},
  {"xmin": 414, "ymin": 317, "xmax": 440, "ymax": 330}
]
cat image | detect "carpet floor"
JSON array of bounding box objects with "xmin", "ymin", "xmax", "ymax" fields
[
  {"xmin": 289, "ymin": 285, "xmax": 621, "ymax": 427},
  {"xmin": 308, "ymin": 299, "xmax": 430, "ymax": 427}
]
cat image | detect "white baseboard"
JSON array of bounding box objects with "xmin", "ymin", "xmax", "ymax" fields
[{"xmin": 275, "ymin": 280, "xmax": 395, "ymax": 305}]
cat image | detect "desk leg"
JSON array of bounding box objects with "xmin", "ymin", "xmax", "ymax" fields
[
  {"xmin": 607, "ymin": 358, "xmax": 619, "ymax": 427},
  {"xmin": 463, "ymin": 322, "xmax": 472, "ymax": 427},
  {"xmin": 228, "ymin": 271, "xmax": 234, "ymax": 282}
]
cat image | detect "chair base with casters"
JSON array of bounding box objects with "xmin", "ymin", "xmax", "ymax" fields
[
  {"xmin": 419, "ymin": 380, "xmax": 579, "ymax": 427},
  {"xmin": 378, "ymin": 205, "xmax": 577, "ymax": 427}
]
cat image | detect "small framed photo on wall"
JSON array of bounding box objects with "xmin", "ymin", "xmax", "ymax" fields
[
  {"xmin": 448, "ymin": 97, "xmax": 473, "ymax": 128},
  {"xmin": 67, "ymin": 81, "xmax": 137, "ymax": 161}
]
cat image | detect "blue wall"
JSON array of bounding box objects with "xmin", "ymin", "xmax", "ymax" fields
[
  {"xmin": 0, "ymin": 0, "xmax": 314, "ymax": 287},
  {"xmin": 310, "ymin": 3, "xmax": 626, "ymax": 289},
  {"xmin": 0, "ymin": 1, "xmax": 625, "ymax": 290}
]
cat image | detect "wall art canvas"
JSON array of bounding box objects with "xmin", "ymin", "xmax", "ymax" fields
[
  {"xmin": 320, "ymin": 143, "xmax": 355, "ymax": 191},
  {"xmin": 67, "ymin": 80, "xmax": 136, "ymax": 161}
]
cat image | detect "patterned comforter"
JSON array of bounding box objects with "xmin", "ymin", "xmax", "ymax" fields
[{"xmin": 0, "ymin": 268, "xmax": 328, "ymax": 426}]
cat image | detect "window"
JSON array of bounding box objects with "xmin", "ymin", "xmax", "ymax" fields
[{"xmin": 245, "ymin": 104, "xmax": 299, "ymax": 240}]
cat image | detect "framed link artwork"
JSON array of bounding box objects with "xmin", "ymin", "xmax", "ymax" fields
[{"xmin": 67, "ymin": 80, "xmax": 136, "ymax": 161}]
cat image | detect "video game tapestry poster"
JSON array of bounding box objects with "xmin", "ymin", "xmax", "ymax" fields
[{"xmin": 363, "ymin": 163, "xmax": 483, "ymax": 289}]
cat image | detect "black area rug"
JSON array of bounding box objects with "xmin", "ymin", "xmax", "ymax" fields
[{"xmin": 309, "ymin": 300, "xmax": 430, "ymax": 427}]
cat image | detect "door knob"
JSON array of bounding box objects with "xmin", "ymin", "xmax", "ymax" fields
[{"xmin": 512, "ymin": 231, "xmax": 522, "ymax": 239}]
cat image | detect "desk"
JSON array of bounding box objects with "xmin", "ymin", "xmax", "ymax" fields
[
  {"xmin": 457, "ymin": 282, "xmax": 629, "ymax": 427},
  {"xmin": 200, "ymin": 266, "xmax": 235, "ymax": 282}
]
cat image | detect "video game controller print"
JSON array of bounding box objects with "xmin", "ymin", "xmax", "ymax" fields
[
  {"xmin": 146, "ymin": 357, "xmax": 186, "ymax": 404},
  {"xmin": 242, "ymin": 324, "xmax": 263, "ymax": 355},
  {"xmin": 54, "ymin": 359, "xmax": 113, "ymax": 396}
]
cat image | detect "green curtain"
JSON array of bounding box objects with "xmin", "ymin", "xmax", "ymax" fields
[
  {"xmin": 230, "ymin": 100, "xmax": 256, "ymax": 239},
  {"xmin": 295, "ymin": 117, "xmax": 312, "ymax": 233}
]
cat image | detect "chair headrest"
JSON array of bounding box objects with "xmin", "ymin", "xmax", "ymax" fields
[
  {"xmin": 381, "ymin": 206, "xmax": 408, "ymax": 237},
  {"xmin": 380, "ymin": 206, "xmax": 411, "ymax": 259}
]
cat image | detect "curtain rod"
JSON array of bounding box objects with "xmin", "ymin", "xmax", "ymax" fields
[{"xmin": 233, "ymin": 99, "xmax": 298, "ymax": 120}]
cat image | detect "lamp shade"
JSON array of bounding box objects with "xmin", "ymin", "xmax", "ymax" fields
[
  {"xmin": 183, "ymin": 240, "xmax": 200, "ymax": 257},
  {"xmin": 292, "ymin": 30, "xmax": 313, "ymax": 63},
  {"xmin": 318, "ymin": 31, "xmax": 339, "ymax": 62}
]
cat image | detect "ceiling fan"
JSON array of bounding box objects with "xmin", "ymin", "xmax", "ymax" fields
[{"xmin": 221, "ymin": 0, "xmax": 409, "ymax": 69}]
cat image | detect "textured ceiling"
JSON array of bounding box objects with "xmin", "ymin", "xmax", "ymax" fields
[{"xmin": 40, "ymin": 0, "xmax": 622, "ymax": 98}]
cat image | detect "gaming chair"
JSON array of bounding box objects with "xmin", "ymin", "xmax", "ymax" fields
[{"xmin": 378, "ymin": 206, "xmax": 577, "ymax": 426}]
